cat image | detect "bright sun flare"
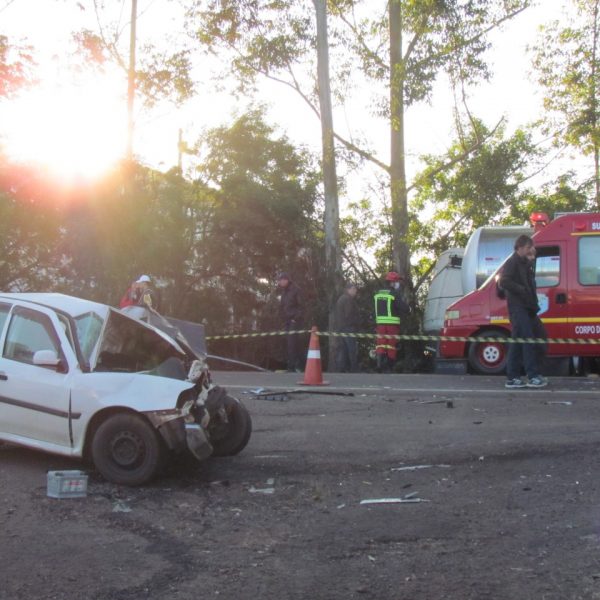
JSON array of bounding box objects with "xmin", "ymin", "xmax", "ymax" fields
[{"xmin": 2, "ymin": 76, "xmax": 127, "ymax": 182}]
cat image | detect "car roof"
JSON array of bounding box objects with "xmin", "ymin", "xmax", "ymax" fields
[{"xmin": 0, "ymin": 293, "xmax": 110, "ymax": 319}]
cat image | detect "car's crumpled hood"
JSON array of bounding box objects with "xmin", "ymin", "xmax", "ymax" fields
[{"xmin": 71, "ymin": 371, "xmax": 196, "ymax": 412}]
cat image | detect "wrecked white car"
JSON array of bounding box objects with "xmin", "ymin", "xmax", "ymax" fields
[{"xmin": 0, "ymin": 293, "xmax": 251, "ymax": 485}]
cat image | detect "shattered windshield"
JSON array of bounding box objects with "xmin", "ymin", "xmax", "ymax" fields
[
  {"xmin": 95, "ymin": 310, "xmax": 187, "ymax": 377},
  {"xmin": 74, "ymin": 312, "xmax": 104, "ymax": 362}
]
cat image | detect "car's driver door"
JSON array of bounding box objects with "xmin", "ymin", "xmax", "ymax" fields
[{"xmin": 0, "ymin": 304, "xmax": 72, "ymax": 449}]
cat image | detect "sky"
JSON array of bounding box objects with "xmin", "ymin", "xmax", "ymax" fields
[{"xmin": 0, "ymin": 0, "xmax": 574, "ymax": 189}]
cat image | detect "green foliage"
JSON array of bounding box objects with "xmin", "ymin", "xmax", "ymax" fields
[
  {"xmin": 194, "ymin": 108, "xmax": 324, "ymax": 335},
  {"xmin": 136, "ymin": 48, "xmax": 195, "ymax": 108},
  {"xmin": 0, "ymin": 110, "xmax": 324, "ymax": 368},
  {"xmin": 410, "ymin": 121, "xmax": 540, "ymax": 292},
  {"xmin": 0, "ymin": 35, "xmax": 35, "ymax": 98},
  {"xmin": 71, "ymin": 12, "xmax": 195, "ymax": 108},
  {"xmin": 0, "ymin": 162, "xmax": 61, "ymax": 291},
  {"xmin": 531, "ymin": 0, "xmax": 600, "ymax": 204}
]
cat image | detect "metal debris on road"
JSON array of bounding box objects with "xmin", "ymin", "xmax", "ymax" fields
[
  {"xmin": 112, "ymin": 501, "xmax": 132, "ymax": 513},
  {"xmin": 247, "ymin": 387, "xmax": 354, "ymax": 401},
  {"xmin": 360, "ymin": 497, "xmax": 430, "ymax": 505},
  {"xmin": 248, "ymin": 486, "xmax": 275, "ymax": 494},
  {"xmin": 545, "ymin": 400, "xmax": 573, "ymax": 406},
  {"xmin": 249, "ymin": 479, "xmax": 276, "ymax": 494},
  {"xmin": 391, "ymin": 464, "xmax": 451, "ymax": 472}
]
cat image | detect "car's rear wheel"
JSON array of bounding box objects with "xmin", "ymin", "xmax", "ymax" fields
[
  {"xmin": 467, "ymin": 329, "xmax": 508, "ymax": 375},
  {"xmin": 209, "ymin": 396, "xmax": 252, "ymax": 457},
  {"xmin": 91, "ymin": 413, "xmax": 165, "ymax": 485}
]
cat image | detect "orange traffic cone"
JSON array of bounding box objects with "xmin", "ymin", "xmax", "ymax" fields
[{"xmin": 298, "ymin": 326, "xmax": 329, "ymax": 386}]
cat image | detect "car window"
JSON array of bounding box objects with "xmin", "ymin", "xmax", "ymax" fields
[
  {"xmin": 0, "ymin": 303, "xmax": 10, "ymax": 338},
  {"xmin": 74, "ymin": 312, "xmax": 104, "ymax": 362},
  {"xmin": 579, "ymin": 236, "xmax": 600, "ymax": 285},
  {"xmin": 3, "ymin": 307, "xmax": 61, "ymax": 366}
]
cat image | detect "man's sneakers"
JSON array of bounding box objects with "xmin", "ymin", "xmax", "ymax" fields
[
  {"xmin": 505, "ymin": 376, "xmax": 548, "ymax": 389},
  {"xmin": 505, "ymin": 378, "xmax": 527, "ymax": 389},
  {"xmin": 526, "ymin": 375, "xmax": 548, "ymax": 388}
]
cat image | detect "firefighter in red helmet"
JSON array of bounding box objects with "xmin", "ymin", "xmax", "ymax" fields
[{"xmin": 374, "ymin": 271, "xmax": 410, "ymax": 372}]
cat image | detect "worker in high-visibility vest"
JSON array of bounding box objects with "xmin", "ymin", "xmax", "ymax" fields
[{"xmin": 374, "ymin": 271, "xmax": 410, "ymax": 373}]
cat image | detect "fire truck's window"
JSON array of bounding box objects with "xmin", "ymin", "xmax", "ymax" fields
[
  {"xmin": 535, "ymin": 246, "xmax": 560, "ymax": 288},
  {"xmin": 579, "ymin": 237, "xmax": 600, "ymax": 285}
]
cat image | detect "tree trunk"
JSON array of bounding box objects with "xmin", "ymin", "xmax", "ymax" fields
[
  {"xmin": 314, "ymin": 0, "xmax": 342, "ymax": 368},
  {"xmin": 592, "ymin": 0, "xmax": 600, "ymax": 208},
  {"xmin": 389, "ymin": 0, "xmax": 410, "ymax": 279},
  {"xmin": 126, "ymin": 0, "xmax": 137, "ymax": 161}
]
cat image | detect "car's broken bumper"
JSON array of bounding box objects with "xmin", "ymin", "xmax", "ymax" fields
[
  {"xmin": 184, "ymin": 422, "xmax": 213, "ymax": 461},
  {"xmin": 146, "ymin": 410, "xmax": 213, "ymax": 461}
]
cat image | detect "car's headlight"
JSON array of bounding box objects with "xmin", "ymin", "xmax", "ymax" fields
[{"xmin": 445, "ymin": 310, "xmax": 460, "ymax": 320}]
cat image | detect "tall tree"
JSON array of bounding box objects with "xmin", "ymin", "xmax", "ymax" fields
[
  {"xmin": 532, "ymin": 0, "xmax": 600, "ymax": 207},
  {"xmin": 73, "ymin": 1, "xmax": 195, "ymax": 158},
  {"xmin": 188, "ymin": 0, "xmax": 529, "ymax": 283},
  {"xmin": 314, "ymin": 0, "xmax": 342, "ymax": 361}
]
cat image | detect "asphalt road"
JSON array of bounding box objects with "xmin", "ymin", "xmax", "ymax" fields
[{"xmin": 2, "ymin": 372, "xmax": 600, "ymax": 599}]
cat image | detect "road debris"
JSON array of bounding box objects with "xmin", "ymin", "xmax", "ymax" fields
[
  {"xmin": 112, "ymin": 501, "xmax": 132, "ymax": 513},
  {"xmin": 249, "ymin": 478, "xmax": 276, "ymax": 494},
  {"xmin": 391, "ymin": 464, "xmax": 451, "ymax": 472},
  {"xmin": 545, "ymin": 400, "xmax": 573, "ymax": 406},
  {"xmin": 247, "ymin": 387, "xmax": 354, "ymax": 400},
  {"xmin": 360, "ymin": 497, "xmax": 430, "ymax": 505},
  {"xmin": 46, "ymin": 470, "xmax": 88, "ymax": 499}
]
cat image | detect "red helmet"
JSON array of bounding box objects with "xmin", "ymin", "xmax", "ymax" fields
[{"xmin": 385, "ymin": 271, "xmax": 402, "ymax": 282}]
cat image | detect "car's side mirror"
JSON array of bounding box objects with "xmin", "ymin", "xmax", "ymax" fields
[{"xmin": 33, "ymin": 350, "xmax": 66, "ymax": 372}]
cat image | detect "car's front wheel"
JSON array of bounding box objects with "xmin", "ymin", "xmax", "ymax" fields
[
  {"xmin": 91, "ymin": 413, "xmax": 165, "ymax": 485},
  {"xmin": 209, "ymin": 396, "xmax": 252, "ymax": 457}
]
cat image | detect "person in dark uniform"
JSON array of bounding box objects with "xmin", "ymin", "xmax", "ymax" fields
[
  {"xmin": 277, "ymin": 272, "xmax": 304, "ymax": 372},
  {"xmin": 334, "ymin": 282, "xmax": 360, "ymax": 372}
]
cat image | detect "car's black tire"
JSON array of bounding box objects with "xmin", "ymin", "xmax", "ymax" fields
[
  {"xmin": 91, "ymin": 413, "xmax": 165, "ymax": 485},
  {"xmin": 467, "ymin": 330, "xmax": 508, "ymax": 375},
  {"xmin": 209, "ymin": 396, "xmax": 252, "ymax": 457}
]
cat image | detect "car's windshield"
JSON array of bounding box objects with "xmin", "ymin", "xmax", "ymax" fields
[
  {"xmin": 74, "ymin": 312, "xmax": 104, "ymax": 362},
  {"xmin": 96, "ymin": 310, "xmax": 187, "ymax": 377}
]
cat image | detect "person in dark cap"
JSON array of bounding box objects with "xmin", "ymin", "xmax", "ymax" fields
[
  {"xmin": 277, "ymin": 272, "xmax": 304, "ymax": 372},
  {"xmin": 334, "ymin": 282, "xmax": 360, "ymax": 372}
]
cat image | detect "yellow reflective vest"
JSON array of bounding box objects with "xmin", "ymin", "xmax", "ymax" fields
[{"xmin": 374, "ymin": 289, "xmax": 401, "ymax": 325}]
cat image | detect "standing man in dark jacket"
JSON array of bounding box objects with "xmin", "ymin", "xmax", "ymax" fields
[
  {"xmin": 499, "ymin": 234, "xmax": 547, "ymax": 389},
  {"xmin": 277, "ymin": 272, "xmax": 304, "ymax": 372},
  {"xmin": 335, "ymin": 282, "xmax": 360, "ymax": 372}
]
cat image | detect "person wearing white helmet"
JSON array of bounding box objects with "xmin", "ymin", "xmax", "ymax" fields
[{"xmin": 119, "ymin": 274, "xmax": 156, "ymax": 310}]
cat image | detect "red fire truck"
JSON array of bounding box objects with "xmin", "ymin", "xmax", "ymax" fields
[{"xmin": 439, "ymin": 212, "xmax": 600, "ymax": 374}]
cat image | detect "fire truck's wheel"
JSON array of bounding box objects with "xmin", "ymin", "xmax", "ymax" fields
[{"xmin": 467, "ymin": 330, "xmax": 508, "ymax": 375}]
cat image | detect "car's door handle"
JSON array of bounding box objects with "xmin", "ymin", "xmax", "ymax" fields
[{"xmin": 0, "ymin": 372, "xmax": 7, "ymax": 381}]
